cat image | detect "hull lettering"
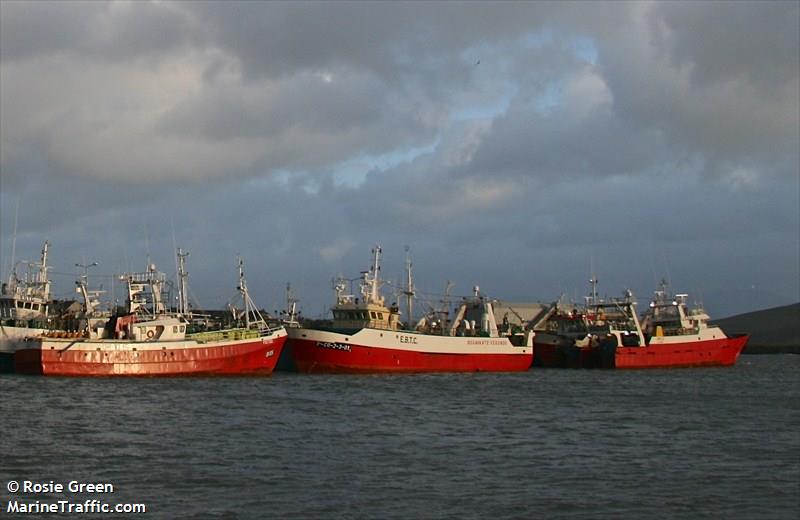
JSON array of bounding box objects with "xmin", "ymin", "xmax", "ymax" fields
[{"xmin": 317, "ymin": 341, "xmax": 351, "ymax": 352}]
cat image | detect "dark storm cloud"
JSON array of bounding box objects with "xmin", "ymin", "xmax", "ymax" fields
[
  {"xmin": 596, "ymin": 2, "xmax": 799, "ymax": 176},
  {"xmin": 159, "ymin": 70, "xmax": 386, "ymax": 139},
  {"xmin": 0, "ymin": 1, "xmax": 90, "ymax": 61},
  {"xmin": 0, "ymin": 1, "xmax": 195, "ymax": 62},
  {"xmin": 1, "ymin": 1, "xmax": 797, "ymax": 318},
  {"xmin": 156, "ymin": 67, "xmax": 438, "ymax": 173},
  {"xmin": 653, "ymin": 1, "xmax": 799, "ymax": 89},
  {"xmin": 187, "ymin": 1, "xmax": 554, "ymax": 80},
  {"xmin": 464, "ymin": 73, "xmax": 673, "ymax": 181}
]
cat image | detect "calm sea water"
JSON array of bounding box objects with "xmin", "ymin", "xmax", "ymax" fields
[{"xmin": 1, "ymin": 355, "xmax": 798, "ymax": 519}]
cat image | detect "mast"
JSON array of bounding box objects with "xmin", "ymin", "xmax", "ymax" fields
[
  {"xmin": 176, "ymin": 248, "xmax": 189, "ymax": 316},
  {"xmin": 76, "ymin": 260, "xmax": 101, "ymax": 317},
  {"xmin": 370, "ymin": 244, "xmax": 381, "ymax": 304},
  {"xmin": 238, "ymin": 257, "xmax": 251, "ymax": 328},
  {"xmin": 37, "ymin": 241, "xmax": 51, "ymax": 307},
  {"xmin": 585, "ymin": 275, "xmax": 599, "ymax": 310},
  {"xmin": 361, "ymin": 244, "xmax": 383, "ymax": 305},
  {"xmin": 333, "ymin": 276, "xmax": 349, "ymax": 305},
  {"xmin": 658, "ymin": 278, "xmax": 669, "ymax": 302},
  {"xmin": 76, "ymin": 277, "xmax": 100, "ymax": 317},
  {"xmin": 148, "ymin": 263, "xmax": 165, "ymax": 315},
  {"xmin": 120, "ymin": 264, "xmax": 165, "ymax": 316},
  {"xmin": 7, "ymin": 199, "xmax": 19, "ymax": 290},
  {"xmin": 237, "ymin": 256, "xmax": 266, "ymax": 329},
  {"xmin": 403, "ymin": 246, "xmax": 415, "ymax": 327},
  {"xmin": 285, "ymin": 282, "xmax": 299, "ymax": 326}
]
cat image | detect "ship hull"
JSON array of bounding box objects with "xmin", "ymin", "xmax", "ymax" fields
[
  {"xmin": 14, "ymin": 332, "xmax": 287, "ymax": 376},
  {"xmin": 1, "ymin": 325, "xmax": 48, "ymax": 373},
  {"xmin": 0, "ymin": 351, "xmax": 13, "ymax": 373},
  {"xmin": 533, "ymin": 334, "xmax": 612, "ymax": 368},
  {"xmin": 612, "ymin": 334, "xmax": 749, "ymax": 369},
  {"xmin": 289, "ymin": 328, "xmax": 533, "ymax": 373},
  {"xmin": 533, "ymin": 342, "xmax": 608, "ymax": 368}
]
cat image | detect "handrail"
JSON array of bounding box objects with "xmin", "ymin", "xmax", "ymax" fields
[{"xmin": 188, "ymin": 324, "xmax": 285, "ymax": 344}]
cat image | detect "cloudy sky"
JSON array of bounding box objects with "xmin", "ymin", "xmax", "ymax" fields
[{"xmin": 1, "ymin": 0, "xmax": 798, "ymax": 319}]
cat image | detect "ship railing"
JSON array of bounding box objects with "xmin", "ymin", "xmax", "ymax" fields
[
  {"xmin": 255, "ymin": 322, "xmax": 286, "ymax": 336},
  {"xmin": 123, "ymin": 271, "xmax": 167, "ymax": 283},
  {"xmin": 188, "ymin": 323, "xmax": 285, "ymax": 343},
  {"xmin": 663, "ymin": 326, "xmax": 699, "ymax": 336},
  {"xmin": 188, "ymin": 328, "xmax": 263, "ymax": 344}
]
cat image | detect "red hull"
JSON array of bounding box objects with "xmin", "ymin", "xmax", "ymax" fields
[
  {"xmin": 14, "ymin": 336, "xmax": 286, "ymax": 376},
  {"xmin": 290, "ymin": 338, "xmax": 532, "ymax": 373},
  {"xmin": 614, "ymin": 334, "xmax": 749, "ymax": 369}
]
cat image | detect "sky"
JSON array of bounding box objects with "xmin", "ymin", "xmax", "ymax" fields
[{"xmin": 1, "ymin": 0, "xmax": 798, "ymax": 320}]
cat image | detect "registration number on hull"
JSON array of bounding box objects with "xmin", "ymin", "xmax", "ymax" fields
[{"xmin": 317, "ymin": 341, "xmax": 351, "ymax": 352}]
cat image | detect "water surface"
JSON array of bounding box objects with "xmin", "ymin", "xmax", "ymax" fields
[{"xmin": 1, "ymin": 356, "xmax": 798, "ymax": 519}]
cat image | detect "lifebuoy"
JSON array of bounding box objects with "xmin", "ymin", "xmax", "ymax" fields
[{"xmin": 146, "ymin": 330, "xmax": 154, "ymax": 339}]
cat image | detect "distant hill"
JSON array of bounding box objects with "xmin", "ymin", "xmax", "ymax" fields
[{"xmin": 713, "ymin": 303, "xmax": 800, "ymax": 354}]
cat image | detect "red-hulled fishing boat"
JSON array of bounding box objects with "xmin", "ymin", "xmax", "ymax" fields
[
  {"xmin": 533, "ymin": 280, "xmax": 641, "ymax": 369},
  {"xmin": 288, "ymin": 246, "xmax": 533, "ymax": 373},
  {"xmin": 533, "ymin": 278, "xmax": 748, "ymax": 369},
  {"xmin": 14, "ymin": 253, "xmax": 286, "ymax": 376},
  {"xmin": 1, "ymin": 242, "xmax": 53, "ymax": 372},
  {"xmin": 612, "ymin": 281, "xmax": 748, "ymax": 369}
]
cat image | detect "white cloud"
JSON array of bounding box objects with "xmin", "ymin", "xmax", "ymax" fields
[
  {"xmin": 726, "ymin": 167, "xmax": 760, "ymax": 191},
  {"xmin": 319, "ymin": 240, "xmax": 355, "ymax": 263},
  {"xmin": 562, "ymin": 66, "xmax": 612, "ymax": 116}
]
